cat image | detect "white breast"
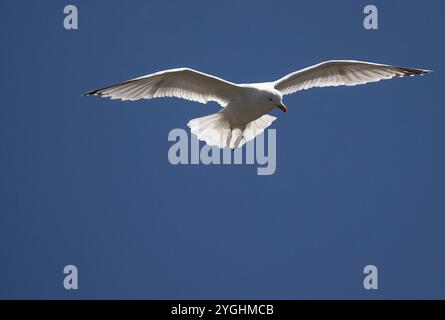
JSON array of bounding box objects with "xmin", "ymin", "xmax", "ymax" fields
[{"xmin": 222, "ymin": 84, "xmax": 276, "ymax": 127}]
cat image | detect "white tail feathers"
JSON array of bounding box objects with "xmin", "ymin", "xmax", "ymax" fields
[{"xmin": 187, "ymin": 112, "xmax": 276, "ymax": 149}]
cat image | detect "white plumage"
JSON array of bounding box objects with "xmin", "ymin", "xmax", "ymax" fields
[{"xmin": 85, "ymin": 60, "xmax": 430, "ymax": 148}]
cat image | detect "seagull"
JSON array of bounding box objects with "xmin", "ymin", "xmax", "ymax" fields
[{"xmin": 84, "ymin": 60, "xmax": 430, "ymax": 149}]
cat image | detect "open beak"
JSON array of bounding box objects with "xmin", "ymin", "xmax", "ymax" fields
[{"xmin": 276, "ymin": 102, "xmax": 288, "ymax": 114}]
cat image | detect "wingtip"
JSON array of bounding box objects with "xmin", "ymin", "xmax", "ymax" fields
[
  {"xmin": 395, "ymin": 66, "xmax": 432, "ymax": 78},
  {"xmin": 82, "ymin": 89, "xmax": 103, "ymax": 97},
  {"xmin": 418, "ymin": 69, "xmax": 433, "ymax": 75}
]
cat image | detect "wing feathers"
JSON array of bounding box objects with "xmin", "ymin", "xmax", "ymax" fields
[
  {"xmin": 274, "ymin": 60, "xmax": 430, "ymax": 95},
  {"xmin": 84, "ymin": 68, "xmax": 240, "ymax": 107}
]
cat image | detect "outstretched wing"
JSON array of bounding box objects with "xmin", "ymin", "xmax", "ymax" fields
[
  {"xmin": 84, "ymin": 68, "xmax": 240, "ymax": 107},
  {"xmin": 274, "ymin": 60, "xmax": 430, "ymax": 95}
]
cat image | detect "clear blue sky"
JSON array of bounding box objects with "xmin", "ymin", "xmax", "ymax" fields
[{"xmin": 0, "ymin": 0, "xmax": 444, "ymax": 299}]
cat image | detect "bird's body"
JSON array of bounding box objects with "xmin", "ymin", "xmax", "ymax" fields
[
  {"xmin": 222, "ymin": 84, "xmax": 278, "ymax": 124},
  {"xmin": 85, "ymin": 60, "xmax": 430, "ymax": 148}
]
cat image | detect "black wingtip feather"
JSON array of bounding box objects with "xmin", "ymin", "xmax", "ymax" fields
[
  {"xmin": 82, "ymin": 89, "xmax": 103, "ymax": 97},
  {"xmin": 397, "ymin": 67, "xmax": 432, "ymax": 77},
  {"xmin": 82, "ymin": 78, "xmax": 141, "ymax": 97}
]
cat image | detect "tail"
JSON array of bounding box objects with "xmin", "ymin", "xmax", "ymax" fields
[{"xmin": 187, "ymin": 112, "xmax": 276, "ymax": 149}]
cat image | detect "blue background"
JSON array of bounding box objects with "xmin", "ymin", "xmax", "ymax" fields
[{"xmin": 0, "ymin": 0, "xmax": 443, "ymax": 299}]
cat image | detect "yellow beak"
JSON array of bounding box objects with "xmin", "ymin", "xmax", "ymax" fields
[{"xmin": 276, "ymin": 102, "xmax": 288, "ymax": 114}]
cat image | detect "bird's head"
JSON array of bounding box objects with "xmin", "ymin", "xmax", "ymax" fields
[{"xmin": 266, "ymin": 90, "xmax": 287, "ymax": 114}]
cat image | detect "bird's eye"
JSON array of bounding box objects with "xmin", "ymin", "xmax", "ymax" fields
[{"xmin": 268, "ymin": 98, "xmax": 273, "ymax": 101}]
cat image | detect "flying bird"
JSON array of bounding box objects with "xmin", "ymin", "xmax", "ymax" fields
[{"xmin": 84, "ymin": 60, "xmax": 430, "ymax": 149}]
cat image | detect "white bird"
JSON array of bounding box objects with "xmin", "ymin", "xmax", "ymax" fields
[{"xmin": 84, "ymin": 60, "xmax": 430, "ymax": 149}]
